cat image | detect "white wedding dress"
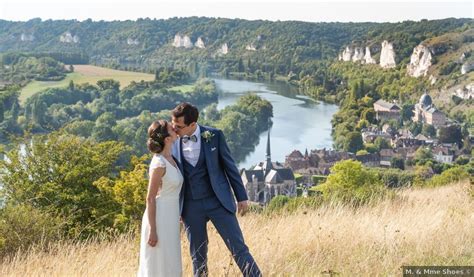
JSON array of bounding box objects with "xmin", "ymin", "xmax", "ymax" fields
[{"xmin": 137, "ymin": 154, "xmax": 184, "ymax": 277}]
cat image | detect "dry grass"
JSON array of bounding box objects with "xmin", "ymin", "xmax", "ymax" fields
[{"xmin": 1, "ymin": 181, "xmax": 473, "ymax": 276}]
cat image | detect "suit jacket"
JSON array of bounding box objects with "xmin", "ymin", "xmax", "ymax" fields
[{"xmin": 172, "ymin": 125, "xmax": 248, "ymax": 214}]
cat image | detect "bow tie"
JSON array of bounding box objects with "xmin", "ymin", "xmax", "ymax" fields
[{"xmin": 182, "ymin": 135, "xmax": 198, "ymax": 143}]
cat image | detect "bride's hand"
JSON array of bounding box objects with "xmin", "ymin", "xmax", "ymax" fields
[{"xmin": 148, "ymin": 230, "xmax": 158, "ymax": 247}]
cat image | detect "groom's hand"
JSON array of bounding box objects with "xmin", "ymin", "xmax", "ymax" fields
[{"xmin": 237, "ymin": 200, "xmax": 249, "ymax": 216}]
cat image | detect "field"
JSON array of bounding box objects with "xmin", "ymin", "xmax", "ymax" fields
[
  {"xmin": 169, "ymin": 84, "xmax": 195, "ymax": 93},
  {"xmin": 1, "ymin": 181, "xmax": 472, "ymax": 276},
  {"xmin": 19, "ymin": 65, "xmax": 155, "ymax": 103}
]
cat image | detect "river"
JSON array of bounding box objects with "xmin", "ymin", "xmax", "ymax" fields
[{"xmin": 213, "ymin": 78, "xmax": 338, "ymax": 170}]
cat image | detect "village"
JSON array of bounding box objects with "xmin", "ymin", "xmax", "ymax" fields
[{"xmin": 242, "ymin": 92, "xmax": 472, "ymax": 205}]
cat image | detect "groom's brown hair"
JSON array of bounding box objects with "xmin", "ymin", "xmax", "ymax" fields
[{"xmin": 172, "ymin": 102, "xmax": 199, "ymax": 125}]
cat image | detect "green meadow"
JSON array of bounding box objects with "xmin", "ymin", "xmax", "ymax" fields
[{"xmin": 19, "ymin": 65, "xmax": 155, "ymax": 103}]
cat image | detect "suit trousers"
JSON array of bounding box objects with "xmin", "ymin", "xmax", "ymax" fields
[{"xmin": 182, "ymin": 195, "xmax": 261, "ymax": 277}]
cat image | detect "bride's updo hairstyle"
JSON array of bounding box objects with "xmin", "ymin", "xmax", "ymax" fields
[{"xmin": 147, "ymin": 120, "xmax": 170, "ymax": 154}]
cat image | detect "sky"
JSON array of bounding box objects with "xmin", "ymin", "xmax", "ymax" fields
[{"xmin": 0, "ymin": 0, "xmax": 472, "ymax": 23}]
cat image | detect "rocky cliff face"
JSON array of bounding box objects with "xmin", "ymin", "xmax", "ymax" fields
[
  {"xmin": 461, "ymin": 62, "xmax": 474, "ymax": 75},
  {"xmin": 194, "ymin": 37, "xmax": 205, "ymax": 49},
  {"xmin": 379, "ymin": 40, "xmax": 396, "ymax": 68},
  {"xmin": 127, "ymin": 38, "xmax": 139, "ymax": 45},
  {"xmin": 339, "ymin": 45, "xmax": 376, "ymax": 64},
  {"xmin": 246, "ymin": 43, "xmax": 257, "ymax": 51},
  {"xmin": 216, "ymin": 43, "xmax": 229, "ymax": 55},
  {"xmin": 352, "ymin": 47, "xmax": 364, "ymax": 62},
  {"xmin": 60, "ymin": 32, "xmax": 79, "ymax": 43},
  {"xmin": 407, "ymin": 44, "xmax": 432, "ymax": 77},
  {"xmin": 364, "ymin": 47, "xmax": 376, "ymax": 64},
  {"xmin": 172, "ymin": 34, "xmax": 193, "ymax": 48},
  {"xmin": 455, "ymin": 84, "xmax": 474, "ymax": 99},
  {"xmin": 20, "ymin": 33, "xmax": 34, "ymax": 42},
  {"xmin": 341, "ymin": 46, "xmax": 353, "ymax": 61}
]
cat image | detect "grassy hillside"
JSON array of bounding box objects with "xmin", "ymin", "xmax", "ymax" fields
[
  {"xmin": 19, "ymin": 65, "xmax": 155, "ymax": 103},
  {"xmin": 1, "ymin": 181, "xmax": 472, "ymax": 276}
]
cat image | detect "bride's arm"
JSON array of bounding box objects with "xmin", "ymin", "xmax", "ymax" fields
[{"xmin": 146, "ymin": 167, "xmax": 165, "ymax": 247}]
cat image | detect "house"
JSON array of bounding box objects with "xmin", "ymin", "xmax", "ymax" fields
[
  {"xmin": 355, "ymin": 153, "xmax": 380, "ymax": 167},
  {"xmin": 432, "ymin": 145, "xmax": 455, "ymax": 164},
  {"xmin": 361, "ymin": 129, "xmax": 392, "ymax": 143},
  {"xmin": 382, "ymin": 123, "xmax": 396, "ymax": 136},
  {"xmin": 373, "ymin": 99, "xmax": 401, "ymax": 121},
  {"xmin": 311, "ymin": 148, "xmax": 355, "ymax": 173},
  {"xmin": 285, "ymin": 149, "xmax": 315, "ymax": 170},
  {"xmin": 242, "ymin": 128, "xmax": 297, "ymax": 204},
  {"xmin": 412, "ymin": 92, "xmax": 446, "ymax": 127},
  {"xmin": 380, "ymin": 146, "xmax": 420, "ymax": 167},
  {"xmin": 379, "ymin": 149, "xmax": 396, "ymax": 167},
  {"xmin": 285, "ymin": 147, "xmax": 356, "ymax": 176}
]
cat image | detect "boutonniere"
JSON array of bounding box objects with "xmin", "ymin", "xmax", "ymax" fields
[{"xmin": 201, "ymin": 130, "xmax": 215, "ymax": 143}]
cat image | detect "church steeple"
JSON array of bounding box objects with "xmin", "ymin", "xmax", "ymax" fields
[
  {"xmin": 266, "ymin": 126, "xmax": 271, "ymax": 163},
  {"xmin": 264, "ymin": 120, "xmax": 273, "ymax": 175}
]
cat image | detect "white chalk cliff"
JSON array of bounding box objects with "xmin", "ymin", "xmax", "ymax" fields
[
  {"xmin": 461, "ymin": 62, "xmax": 474, "ymax": 75},
  {"xmin": 127, "ymin": 38, "xmax": 139, "ymax": 45},
  {"xmin": 195, "ymin": 37, "xmax": 205, "ymax": 49},
  {"xmin": 352, "ymin": 47, "xmax": 364, "ymax": 62},
  {"xmin": 341, "ymin": 46, "xmax": 353, "ymax": 61},
  {"xmin": 20, "ymin": 33, "xmax": 34, "ymax": 41},
  {"xmin": 246, "ymin": 43, "xmax": 257, "ymax": 51},
  {"xmin": 407, "ymin": 44, "xmax": 432, "ymax": 77},
  {"xmin": 172, "ymin": 34, "xmax": 193, "ymax": 48},
  {"xmin": 60, "ymin": 32, "xmax": 79, "ymax": 43},
  {"xmin": 216, "ymin": 43, "xmax": 229, "ymax": 55},
  {"xmin": 454, "ymin": 84, "xmax": 473, "ymax": 99},
  {"xmin": 364, "ymin": 47, "xmax": 376, "ymax": 64},
  {"xmin": 379, "ymin": 41, "xmax": 396, "ymax": 69}
]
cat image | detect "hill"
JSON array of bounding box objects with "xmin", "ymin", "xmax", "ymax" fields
[
  {"xmin": 0, "ymin": 18, "xmax": 470, "ymax": 72},
  {"xmin": 1, "ymin": 181, "xmax": 472, "ymax": 276}
]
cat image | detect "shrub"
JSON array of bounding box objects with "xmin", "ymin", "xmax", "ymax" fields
[
  {"xmin": 370, "ymin": 168, "xmax": 416, "ymax": 188},
  {"xmin": 266, "ymin": 195, "xmax": 290, "ymax": 213},
  {"xmin": 264, "ymin": 195, "xmax": 323, "ymax": 214},
  {"xmin": 311, "ymin": 175, "xmax": 327, "ymax": 185},
  {"xmin": 0, "ymin": 204, "xmax": 63, "ymax": 257},
  {"xmin": 427, "ymin": 166, "xmax": 470, "ymax": 187},
  {"xmin": 317, "ymin": 160, "xmax": 387, "ymax": 205}
]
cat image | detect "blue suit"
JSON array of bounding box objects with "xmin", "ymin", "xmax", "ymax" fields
[{"xmin": 172, "ymin": 125, "xmax": 261, "ymax": 277}]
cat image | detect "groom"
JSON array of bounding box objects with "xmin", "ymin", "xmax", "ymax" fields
[{"xmin": 171, "ymin": 102, "xmax": 261, "ymax": 277}]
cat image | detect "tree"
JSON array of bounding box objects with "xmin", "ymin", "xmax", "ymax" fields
[
  {"xmin": 97, "ymin": 79, "xmax": 120, "ymax": 91},
  {"xmin": 390, "ymin": 157, "xmax": 405, "ymax": 170},
  {"xmin": 68, "ymin": 80, "xmax": 75, "ymax": 91},
  {"xmin": 0, "ymin": 133, "xmax": 130, "ymax": 237},
  {"xmin": 238, "ymin": 58, "xmax": 244, "ymax": 72},
  {"xmin": 317, "ymin": 160, "xmax": 386, "ymax": 205},
  {"xmin": 374, "ymin": 137, "xmax": 391, "ymax": 150},
  {"xmin": 422, "ymin": 124, "xmax": 436, "ymax": 138},
  {"xmin": 0, "ymin": 103, "xmax": 4, "ymax": 122},
  {"xmin": 10, "ymin": 100, "xmax": 19, "ymax": 120},
  {"xmin": 401, "ymin": 104, "xmax": 414, "ymax": 122},
  {"xmin": 31, "ymin": 99, "xmax": 47, "ymax": 126},
  {"xmin": 343, "ymin": 132, "xmax": 364, "ymax": 153},
  {"xmin": 361, "ymin": 108, "xmax": 376, "ymax": 124},
  {"xmin": 414, "ymin": 147, "xmax": 433, "ymax": 165},
  {"xmin": 438, "ymin": 125, "xmax": 463, "ymax": 146},
  {"xmin": 409, "ymin": 122, "xmax": 423, "ymax": 136},
  {"xmin": 94, "ymin": 155, "xmax": 149, "ymax": 230},
  {"xmin": 356, "ymin": 119, "xmax": 369, "ymax": 130}
]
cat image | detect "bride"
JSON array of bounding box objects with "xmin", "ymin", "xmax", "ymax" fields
[{"xmin": 137, "ymin": 120, "xmax": 183, "ymax": 277}]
